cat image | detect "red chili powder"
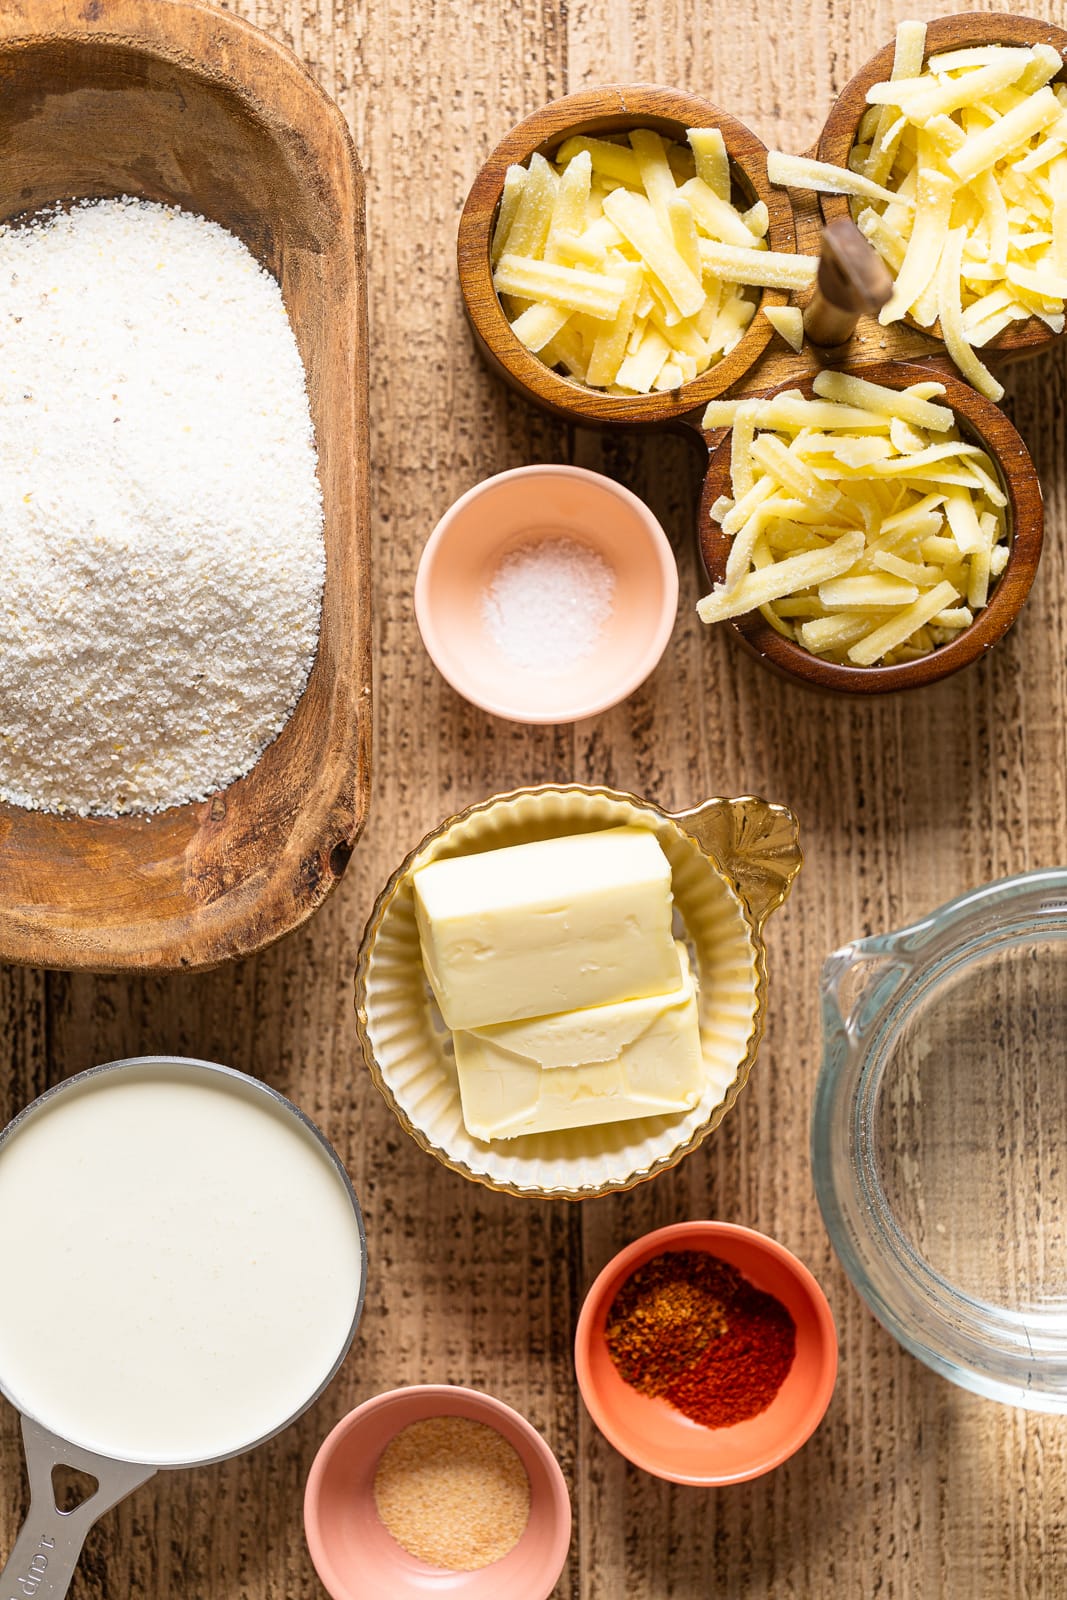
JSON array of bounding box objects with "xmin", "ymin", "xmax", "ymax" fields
[{"xmin": 604, "ymin": 1249, "xmax": 796, "ymax": 1428}]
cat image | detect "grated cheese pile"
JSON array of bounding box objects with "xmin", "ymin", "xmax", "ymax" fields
[
  {"xmin": 698, "ymin": 372, "xmax": 1009, "ymax": 666},
  {"xmin": 492, "ymin": 129, "xmax": 816, "ymax": 393},
  {"xmin": 766, "ymin": 24, "xmax": 1067, "ymax": 400},
  {"xmin": 0, "ymin": 198, "xmax": 325, "ymax": 817}
]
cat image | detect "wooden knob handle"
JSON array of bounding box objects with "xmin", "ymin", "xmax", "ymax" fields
[{"xmin": 803, "ymin": 217, "xmax": 894, "ymax": 348}]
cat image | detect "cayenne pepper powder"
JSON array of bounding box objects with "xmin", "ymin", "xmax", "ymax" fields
[{"xmin": 604, "ymin": 1250, "xmax": 796, "ymax": 1428}]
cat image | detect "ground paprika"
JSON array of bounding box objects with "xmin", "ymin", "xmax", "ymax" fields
[{"xmin": 604, "ymin": 1249, "xmax": 796, "ymax": 1428}]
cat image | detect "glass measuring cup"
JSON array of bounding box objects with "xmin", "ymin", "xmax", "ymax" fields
[{"xmin": 813, "ymin": 871, "xmax": 1067, "ymax": 1409}]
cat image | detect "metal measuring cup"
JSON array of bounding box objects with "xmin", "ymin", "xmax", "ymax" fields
[{"xmin": 0, "ymin": 1056, "xmax": 367, "ymax": 1600}]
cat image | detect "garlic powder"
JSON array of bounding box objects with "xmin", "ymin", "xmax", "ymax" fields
[{"xmin": 0, "ymin": 198, "xmax": 325, "ymax": 816}]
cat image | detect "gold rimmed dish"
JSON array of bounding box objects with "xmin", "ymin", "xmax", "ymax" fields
[{"xmin": 353, "ymin": 784, "xmax": 801, "ymax": 1201}]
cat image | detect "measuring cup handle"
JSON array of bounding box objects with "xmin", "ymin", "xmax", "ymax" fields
[
  {"xmin": 820, "ymin": 940, "xmax": 916, "ymax": 1044},
  {"xmin": 0, "ymin": 1415, "xmax": 155, "ymax": 1600}
]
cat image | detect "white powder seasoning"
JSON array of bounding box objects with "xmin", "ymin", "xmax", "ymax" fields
[
  {"xmin": 481, "ymin": 536, "xmax": 615, "ymax": 673},
  {"xmin": 0, "ymin": 197, "xmax": 325, "ymax": 816}
]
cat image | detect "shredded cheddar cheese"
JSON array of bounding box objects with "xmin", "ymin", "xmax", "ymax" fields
[
  {"xmin": 697, "ymin": 376, "xmax": 1009, "ymax": 666},
  {"xmin": 766, "ymin": 24, "xmax": 1067, "ymax": 400},
  {"xmin": 492, "ymin": 129, "xmax": 816, "ymax": 394}
]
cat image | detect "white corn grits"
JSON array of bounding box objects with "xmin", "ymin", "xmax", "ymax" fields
[{"xmin": 0, "ymin": 197, "xmax": 325, "ymax": 816}]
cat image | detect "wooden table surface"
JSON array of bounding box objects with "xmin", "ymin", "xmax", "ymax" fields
[{"xmin": 3, "ymin": 0, "xmax": 1067, "ymax": 1595}]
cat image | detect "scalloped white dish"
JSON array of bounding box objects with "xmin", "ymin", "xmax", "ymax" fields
[{"xmin": 354, "ymin": 785, "xmax": 801, "ymax": 1199}]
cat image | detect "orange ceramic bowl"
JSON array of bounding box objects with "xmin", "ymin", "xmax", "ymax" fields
[
  {"xmin": 304, "ymin": 1384, "xmax": 571, "ymax": 1600},
  {"xmin": 574, "ymin": 1221, "xmax": 837, "ymax": 1485},
  {"xmin": 414, "ymin": 465, "xmax": 678, "ymax": 723}
]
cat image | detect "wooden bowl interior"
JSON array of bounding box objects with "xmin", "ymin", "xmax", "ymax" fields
[
  {"xmin": 697, "ymin": 360, "xmax": 1044, "ymax": 694},
  {"xmin": 816, "ymin": 11, "xmax": 1067, "ymax": 358},
  {"xmin": 458, "ymin": 85, "xmax": 798, "ymax": 427},
  {"xmin": 0, "ymin": 8, "xmax": 369, "ymax": 969}
]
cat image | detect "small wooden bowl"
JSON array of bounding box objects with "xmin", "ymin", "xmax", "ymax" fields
[
  {"xmin": 817, "ymin": 12, "xmax": 1067, "ymax": 360},
  {"xmin": 0, "ymin": 0, "xmax": 370, "ymax": 971},
  {"xmin": 457, "ymin": 85, "xmax": 798, "ymax": 428},
  {"xmin": 698, "ymin": 361, "xmax": 1043, "ymax": 694}
]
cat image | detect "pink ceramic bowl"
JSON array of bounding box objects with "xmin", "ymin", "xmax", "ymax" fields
[
  {"xmin": 575, "ymin": 1221, "xmax": 838, "ymax": 1486},
  {"xmin": 414, "ymin": 465, "xmax": 679, "ymax": 723},
  {"xmin": 304, "ymin": 1384, "xmax": 571, "ymax": 1600}
]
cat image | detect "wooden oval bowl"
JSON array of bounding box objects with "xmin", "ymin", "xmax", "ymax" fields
[
  {"xmin": 817, "ymin": 12, "xmax": 1067, "ymax": 360},
  {"xmin": 0, "ymin": 0, "xmax": 370, "ymax": 971},
  {"xmin": 457, "ymin": 85, "xmax": 799, "ymax": 428},
  {"xmin": 698, "ymin": 360, "xmax": 1043, "ymax": 694}
]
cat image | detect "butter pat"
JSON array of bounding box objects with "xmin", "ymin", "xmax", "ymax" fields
[
  {"xmin": 453, "ymin": 942, "xmax": 703, "ymax": 1140},
  {"xmin": 413, "ymin": 826, "xmax": 679, "ymax": 1030}
]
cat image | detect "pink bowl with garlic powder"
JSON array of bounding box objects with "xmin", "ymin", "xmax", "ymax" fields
[
  {"xmin": 304, "ymin": 1384, "xmax": 571, "ymax": 1600},
  {"xmin": 414, "ymin": 465, "xmax": 679, "ymax": 723}
]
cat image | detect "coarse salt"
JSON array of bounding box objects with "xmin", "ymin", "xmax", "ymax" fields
[
  {"xmin": 481, "ymin": 535, "xmax": 615, "ymax": 673},
  {"xmin": 0, "ymin": 197, "xmax": 325, "ymax": 816}
]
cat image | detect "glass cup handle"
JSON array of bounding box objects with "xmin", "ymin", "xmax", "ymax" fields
[
  {"xmin": 821, "ymin": 940, "xmax": 914, "ymax": 1041},
  {"xmin": 0, "ymin": 1415, "xmax": 156, "ymax": 1600}
]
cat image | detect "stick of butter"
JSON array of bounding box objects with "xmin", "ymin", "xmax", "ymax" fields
[
  {"xmin": 453, "ymin": 942, "xmax": 702, "ymax": 1140},
  {"xmin": 412, "ymin": 826, "xmax": 679, "ymax": 1031}
]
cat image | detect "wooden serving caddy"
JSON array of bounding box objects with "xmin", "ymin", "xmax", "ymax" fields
[{"xmin": 457, "ymin": 27, "xmax": 1060, "ymax": 694}]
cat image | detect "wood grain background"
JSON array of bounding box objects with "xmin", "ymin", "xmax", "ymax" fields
[{"xmin": 2, "ymin": 0, "xmax": 1066, "ymax": 1595}]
